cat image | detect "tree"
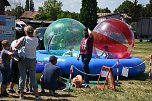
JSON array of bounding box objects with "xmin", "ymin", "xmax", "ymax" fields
[
  {"xmin": 30, "ymin": 0, "xmax": 34, "ymax": 11},
  {"xmin": 25, "ymin": 0, "xmax": 35, "ymax": 11},
  {"xmin": 144, "ymin": 0, "xmax": 152, "ymax": 17},
  {"xmin": 25, "ymin": 0, "xmax": 29, "ymax": 11},
  {"xmin": 114, "ymin": 0, "xmax": 134, "ymax": 13},
  {"xmin": 80, "ymin": 0, "xmax": 97, "ymax": 30},
  {"xmin": 57, "ymin": 11, "xmax": 80, "ymax": 21},
  {"xmin": 97, "ymin": 7, "xmax": 111, "ymax": 13},
  {"xmin": 11, "ymin": 6, "xmax": 25, "ymax": 18},
  {"xmin": 34, "ymin": 0, "xmax": 62, "ymax": 21},
  {"xmin": 114, "ymin": 0, "xmax": 143, "ymax": 23}
]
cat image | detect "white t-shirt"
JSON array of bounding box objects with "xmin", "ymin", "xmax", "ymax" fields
[
  {"xmin": 18, "ymin": 36, "xmax": 38, "ymax": 59},
  {"xmin": 11, "ymin": 40, "xmax": 18, "ymax": 50}
]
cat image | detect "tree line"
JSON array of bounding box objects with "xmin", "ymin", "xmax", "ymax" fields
[{"xmin": 6, "ymin": 0, "xmax": 152, "ymax": 29}]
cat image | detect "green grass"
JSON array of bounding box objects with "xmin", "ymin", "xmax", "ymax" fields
[{"xmin": 1, "ymin": 41, "xmax": 152, "ymax": 101}]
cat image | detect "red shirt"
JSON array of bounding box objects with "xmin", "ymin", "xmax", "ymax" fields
[{"xmin": 80, "ymin": 34, "xmax": 93, "ymax": 55}]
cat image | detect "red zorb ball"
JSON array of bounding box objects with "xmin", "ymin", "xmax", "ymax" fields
[{"xmin": 92, "ymin": 19, "xmax": 135, "ymax": 59}]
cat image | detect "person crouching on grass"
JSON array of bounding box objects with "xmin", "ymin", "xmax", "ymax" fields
[
  {"xmin": 0, "ymin": 40, "xmax": 13, "ymax": 97},
  {"xmin": 40, "ymin": 56, "xmax": 66, "ymax": 96}
]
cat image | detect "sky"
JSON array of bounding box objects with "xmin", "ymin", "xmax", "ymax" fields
[{"xmin": 8, "ymin": 0, "xmax": 149, "ymax": 13}]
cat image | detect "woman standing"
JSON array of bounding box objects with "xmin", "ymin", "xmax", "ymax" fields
[{"xmin": 15, "ymin": 25, "xmax": 41, "ymax": 100}]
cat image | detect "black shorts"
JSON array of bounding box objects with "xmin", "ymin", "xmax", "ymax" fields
[{"xmin": 10, "ymin": 59, "xmax": 19, "ymax": 84}]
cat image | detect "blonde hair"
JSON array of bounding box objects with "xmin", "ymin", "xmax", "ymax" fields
[
  {"xmin": 33, "ymin": 29, "xmax": 39, "ymax": 36},
  {"xmin": 1, "ymin": 40, "xmax": 10, "ymax": 48},
  {"xmin": 24, "ymin": 25, "xmax": 34, "ymax": 36}
]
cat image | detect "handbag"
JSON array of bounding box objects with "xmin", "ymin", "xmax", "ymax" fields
[
  {"xmin": 12, "ymin": 37, "xmax": 26, "ymax": 61},
  {"xmin": 18, "ymin": 37, "xmax": 26, "ymax": 60}
]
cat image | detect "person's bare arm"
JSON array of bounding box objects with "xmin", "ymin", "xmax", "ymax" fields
[{"xmin": 15, "ymin": 37, "xmax": 24, "ymax": 48}]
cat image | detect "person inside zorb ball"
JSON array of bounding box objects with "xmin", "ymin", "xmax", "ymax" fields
[
  {"xmin": 92, "ymin": 18, "xmax": 135, "ymax": 59},
  {"xmin": 44, "ymin": 18, "xmax": 85, "ymax": 55}
]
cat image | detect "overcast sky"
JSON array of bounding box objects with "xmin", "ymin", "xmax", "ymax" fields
[{"xmin": 8, "ymin": 0, "xmax": 149, "ymax": 13}]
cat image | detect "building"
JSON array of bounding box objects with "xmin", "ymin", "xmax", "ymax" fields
[
  {"xmin": 97, "ymin": 13, "xmax": 131, "ymax": 23},
  {"xmin": 19, "ymin": 11, "xmax": 39, "ymax": 20},
  {"xmin": 0, "ymin": 0, "xmax": 10, "ymax": 15}
]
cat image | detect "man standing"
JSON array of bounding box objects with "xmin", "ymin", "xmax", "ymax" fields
[
  {"xmin": 40, "ymin": 56, "xmax": 66, "ymax": 95},
  {"xmin": 77, "ymin": 28, "xmax": 94, "ymax": 87}
]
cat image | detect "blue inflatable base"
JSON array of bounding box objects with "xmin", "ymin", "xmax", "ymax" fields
[{"xmin": 36, "ymin": 50, "xmax": 146, "ymax": 78}]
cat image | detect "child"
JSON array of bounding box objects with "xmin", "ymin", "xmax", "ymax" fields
[
  {"xmin": 0, "ymin": 40, "xmax": 13, "ymax": 97},
  {"xmin": 95, "ymin": 45, "xmax": 113, "ymax": 59},
  {"xmin": 72, "ymin": 75, "xmax": 83, "ymax": 88}
]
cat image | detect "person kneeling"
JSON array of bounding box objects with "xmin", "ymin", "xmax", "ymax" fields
[{"xmin": 40, "ymin": 56, "xmax": 66, "ymax": 96}]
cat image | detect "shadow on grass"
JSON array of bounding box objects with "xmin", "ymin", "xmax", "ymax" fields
[
  {"xmin": 43, "ymin": 99, "xmax": 70, "ymax": 101},
  {"xmin": 10, "ymin": 95, "xmax": 35, "ymax": 100},
  {"xmin": 55, "ymin": 93, "xmax": 77, "ymax": 97},
  {"xmin": 9, "ymin": 93, "xmax": 75, "ymax": 101},
  {"xmin": 119, "ymin": 73, "xmax": 149, "ymax": 81},
  {"xmin": 40, "ymin": 92, "xmax": 76, "ymax": 97}
]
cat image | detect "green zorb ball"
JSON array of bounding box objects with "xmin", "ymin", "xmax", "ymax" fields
[{"xmin": 44, "ymin": 18, "xmax": 85, "ymax": 54}]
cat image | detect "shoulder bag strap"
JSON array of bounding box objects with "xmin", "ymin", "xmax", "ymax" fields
[{"xmin": 22, "ymin": 36, "xmax": 26, "ymax": 46}]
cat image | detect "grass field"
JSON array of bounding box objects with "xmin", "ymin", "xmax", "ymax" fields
[{"xmin": 1, "ymin": 41, "xmax": 152, "ymax": 101}]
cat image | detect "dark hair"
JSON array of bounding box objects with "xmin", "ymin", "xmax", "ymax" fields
[
  {"xmin": 84, "ymin": 27, "xmax": 88, "ymax": 31},
  {"xmin": 49, "ymin": 56, "xmax": 58, "ymax": 62}
]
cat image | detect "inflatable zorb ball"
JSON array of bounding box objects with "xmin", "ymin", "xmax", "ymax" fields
[
  {"xmin": 92, "ymin": 19, "xmax": 135, "ymax": 59},
  {"xmin": 44, "ymin": 18, "xmax": 85, "ymax": 53}
]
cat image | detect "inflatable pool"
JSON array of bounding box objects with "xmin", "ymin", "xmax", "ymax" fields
[{"xmin": 36, "ymin": 50, "xmax": 146, "ymax": 78}]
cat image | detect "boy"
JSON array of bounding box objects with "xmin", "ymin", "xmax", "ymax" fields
[{"xmin": 0, "ymin": 40, "xmax": 13, "ymax": 97}]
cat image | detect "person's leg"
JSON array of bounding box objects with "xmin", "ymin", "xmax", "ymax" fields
[
  {"xmin": 26, "ymin": 71, "xmax": 29, "ymax": 92},
  {"xmin": 8, "ymin": 60, "xmax": 19, "ymax": 93},
  {"xmin": 1, "ymin": 67, "xmax": 10, "ymax": 96},
  {"xmin": 57, "ymin": 81, "xmax": 66, "ymax": 90},
  {"xmin": 27, "ymin": 58, "xmax": 39, "ymax": 97},
  {"xmin": 40, "ymin": 77, "xmax": 45, "ymax": 93},
  {"xmin": 82, "ymin": 55, "xmax": 91, "ymax": 85},
  {"xmin": 18, "ymin": 60, "xmax": 27, "ymax": 98},
  {"xmin": 29, "ymin": 82, "xmax": 33, "ymax": 92}
]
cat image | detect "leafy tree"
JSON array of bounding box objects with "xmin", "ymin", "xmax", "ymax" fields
[
  {"xmin": 25, "ymin": 0, "xmax": 29, "ymax": 11},
  {"xmin": 114, "ymin": 0, "xmax": 134, "ymax": 13},
  {"xmin": 114, "ymin": 0, "xmax": 143, "ymax": 22},
  {"xmin": 11, "ymin": 6, "xmax": 25, "ymax": 18},
  {"xmin": 97, "ymin": 7, "xmax": 111, "ymax": 13},
  {"xmin": 57, "ymin": 11, "xmax": 80, "ymax": 21},
  {"xmin": 80, "ymin": 0, "xmax": 97, "ymax": 30},
  {"xmin": 131, "ymin": 0, "xmax": 143, "ymax": 22},
  {"xmin": 144, "ymin": 0, "xmax": 152, "ymax": 17},
  {"xmin": 34, "ymin": 0, "xmax": 62, "ymax": 21}
]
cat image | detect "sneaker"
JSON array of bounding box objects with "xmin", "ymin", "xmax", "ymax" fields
[
  {"xmin": 35, "ymin": 96, "xmax": 41, "ymax": 101},
  {"xmin": 8, "ymin": 89, "xmax": 16, "ymax": 93},
  {"xmin": 19, "ymin": 95, "xmax": 25, "ymax": 99},
  {"xmin": 84, "ymin": 84, "xmax": 90, "ymax": 88},
  {"xmin": 49, "ymin": 90, "xmax": 57, "ymax": 96},
  {"xmin": 30, "ymin": 89, "xmax": 33, "ymax": 93}
]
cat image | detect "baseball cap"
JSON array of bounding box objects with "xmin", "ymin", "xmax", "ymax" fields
[{"xmin": 49, "ymin": 56, "xmax": 58, "ymax": 61}]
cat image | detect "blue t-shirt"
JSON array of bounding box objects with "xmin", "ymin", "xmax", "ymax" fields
[
  {"xmin": 0, "ymin": 49, "xmax": 11, "ymax": 68},
  {"xmin": 42, "ymin": 62, "xmax": 61, "ymax": 90}
]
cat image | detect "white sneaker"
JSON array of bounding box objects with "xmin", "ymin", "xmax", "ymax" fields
[
  {"xmin": 35, "ymin": 96, "xmax": 41, "ymax": 101},
  {"xmin": 19, "ymin": 95, "xmax": 25, "ymax": 99}
]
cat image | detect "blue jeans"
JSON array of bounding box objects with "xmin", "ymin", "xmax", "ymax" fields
[
  {"xmin": 81, "ymin": 54, "xmax": 92, "ymax": 84},
  {"xmin": 18, "ymin": 58, "xmax": 38, "ymax": 90}
]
